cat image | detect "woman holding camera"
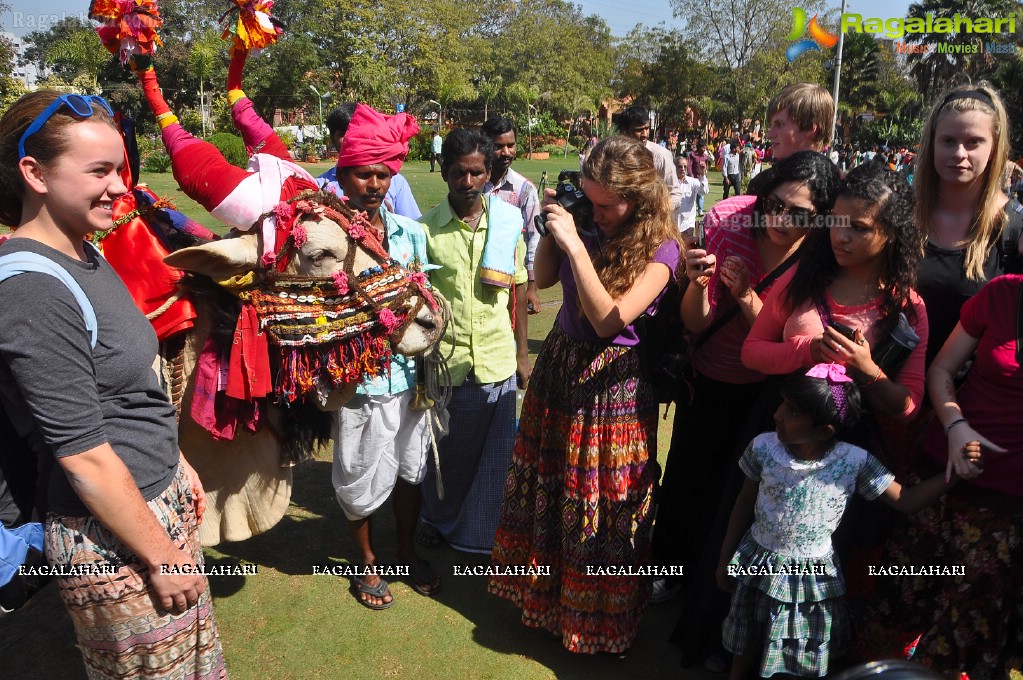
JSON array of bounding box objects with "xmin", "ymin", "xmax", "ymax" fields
[
  {"xmin": 658, "ymin": 151, "xmax": 839, "ymax": 664},
  {"xmin": 488, "ymin": 136, "xmax": 682, "ymax": 654}
]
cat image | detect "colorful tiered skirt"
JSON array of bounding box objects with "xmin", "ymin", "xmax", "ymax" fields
[{"xmin": 489, "ymin": 325, "xmax": 658, "ymax": 654}]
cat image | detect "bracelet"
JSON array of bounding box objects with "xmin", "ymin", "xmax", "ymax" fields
[
  {"xmin": 944, "ymin": 418, "xmax": 968, "ymax": 435},
  {"xmin": 860, "ymin": 366, "xmax": 883, "ymax": 386}
]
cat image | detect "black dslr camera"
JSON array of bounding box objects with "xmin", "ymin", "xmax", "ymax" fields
[{"xmin": 534, "ymin": 170, "xmax": 594, "ymax": 237}]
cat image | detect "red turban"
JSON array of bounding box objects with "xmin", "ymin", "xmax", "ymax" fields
[{"xmin": 337, "ymin": 104, "xmax": 419, "ymax": 175}]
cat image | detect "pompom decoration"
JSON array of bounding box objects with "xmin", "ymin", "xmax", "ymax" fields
[
  {"xmin": 332, "ymin": 271, "xmax": 350, "ymax": 295},
  {"xmin": 220, "ymin": 0, "xmax": 283, "ymax": 55},
  {"xmin": 347, "ymin": 222, "xmax": 366, "ymax": 240},
  {"xmin": 272, "ymin": 201, "xmax": 295, "ymax": 221},
  {"xmin": 378, "ymin": 308, "xmax": 400, "ymax": 334},
  {"xmin": 90, "ymin": 0, "xmax": 164, "ymax": 64},
  {"xmin": 291, "ymin": 224, "xmax": 308, "ymax": 248}
]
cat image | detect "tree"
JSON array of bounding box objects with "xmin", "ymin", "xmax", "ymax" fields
[
  {"xmin": 477, "ymin": 74, "xmax": 503, "ymax": 121},
  {"xmin": 489, "ymin": 0, "xmax": 614, "ymax": 118},
  {"xmin": 903, "ymin": 0, "xmax": 1022, "ymax": 99},
  {"xmin": 25, "ymin": 17, "xmax": 111, "ymax": 91},
  {"xmin": 614, "ymin": 25, "xmax": 714, "ymax": 130},
  {"xmin": 669, "ymin": 0, "xmax": 827, "ymax": 72},
  {"xmin": 838, "ymin": 32, "xmax": 882, "ymax": 114},
  {"xmin": 0, "ymin": 2, "xmax": 23, "ymax": 111}
]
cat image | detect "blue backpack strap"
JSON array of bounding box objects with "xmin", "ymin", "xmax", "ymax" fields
[{"xmin": 0, "ymin": 248, "xmax": 98, "ymax": 349}]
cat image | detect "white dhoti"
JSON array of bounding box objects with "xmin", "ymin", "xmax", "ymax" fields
[{"xmin": 332, "ymin": 390, "xmax": 430, "ymax": 520}]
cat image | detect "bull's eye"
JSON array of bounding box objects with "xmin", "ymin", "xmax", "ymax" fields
[{"xmin": 309, "ymin": 250, "xmax": 334, "ymax": 265}]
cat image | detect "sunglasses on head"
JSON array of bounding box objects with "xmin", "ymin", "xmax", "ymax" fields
[
  {"xmin": 761, "ymin": 195, "xmax": 816, "ymax": 227},
  {"xmin": 18, "ymin": 94, "xmax": 115, "ymax": 160}
]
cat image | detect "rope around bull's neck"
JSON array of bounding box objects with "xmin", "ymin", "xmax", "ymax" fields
[{"xmin": 423, "ymin": 293, "xmax": 454, "ymax": 500}]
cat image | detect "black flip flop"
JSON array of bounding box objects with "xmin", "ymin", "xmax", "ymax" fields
[
  {"xmin": 416, "ymin": 523, "xmax": 445, "ymax": 549},
  {"xmin": 406, "ymin": 560, "xmax": 442, "ymax": 596},
  {"xmin": 350, "ymin": 575, "xmax": 395, "ymax": 610}
]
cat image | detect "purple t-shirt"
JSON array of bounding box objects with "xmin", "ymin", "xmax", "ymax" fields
[{"xmin": 557, "ymin": 237, "xmax": 681, "ymax": 346}]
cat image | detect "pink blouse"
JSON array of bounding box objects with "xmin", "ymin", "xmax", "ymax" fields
[{"xmin": 741, "ymin": 267, "xmax": 929, "ymax": 419}]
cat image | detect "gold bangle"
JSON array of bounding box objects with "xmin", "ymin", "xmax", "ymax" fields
[{"xmin": 860, "ymin": 366, "xmax": 883, "ymax": 386}]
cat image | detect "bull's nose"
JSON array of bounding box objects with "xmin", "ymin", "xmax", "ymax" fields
[{"xmin": 415, "ymin": 316, "xmax": 437, "ymax": 331}]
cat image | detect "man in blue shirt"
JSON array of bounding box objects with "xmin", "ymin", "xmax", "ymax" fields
[{"xmin": 317, "ymin": 103, "xmax": 422, "ymax": 220}]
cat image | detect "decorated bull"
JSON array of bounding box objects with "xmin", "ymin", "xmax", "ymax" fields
[{"xmin": 91, "ymin": 0, "xmax": 443, "ymax": 544}]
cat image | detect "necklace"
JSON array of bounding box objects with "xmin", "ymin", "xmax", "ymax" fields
[{"xmin": 461, "ymin": 208, "xmax": 485, "ymax": 230}]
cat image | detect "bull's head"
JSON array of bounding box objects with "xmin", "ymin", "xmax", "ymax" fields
[{"xmin": 164, "ymin": 191, "xmax": 445, "ymax": 410}]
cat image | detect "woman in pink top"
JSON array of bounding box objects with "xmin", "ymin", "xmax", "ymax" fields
[
  {"xmin": 859, "ymin": 274, "xmax": 1023, "ymax": 678},
  {"xmin": 662, "ymin": 152, "xmax": 839, "ymax": 666},
  {"xmin": 742, "ymin": 162, "xmax": 927, "ymax": 422}
]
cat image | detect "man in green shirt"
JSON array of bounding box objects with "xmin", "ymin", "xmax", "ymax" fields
[{"xmin": 417, "ymin": 128, "xmax": 530, "ymax": 554}]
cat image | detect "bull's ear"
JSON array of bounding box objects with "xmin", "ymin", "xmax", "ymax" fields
[{"xmin": 164, "ymin": 235, "xmax": 260, "ymax": 279}]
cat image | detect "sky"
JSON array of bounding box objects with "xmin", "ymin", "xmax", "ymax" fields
[{"xmin": 3, "ymin": 0, "xmax": 917, "ymax": 39}]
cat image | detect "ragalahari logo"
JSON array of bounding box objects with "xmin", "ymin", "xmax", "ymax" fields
[{"xmin": 786, "ymin": 8, "xmax": 839, "ymax": 61}]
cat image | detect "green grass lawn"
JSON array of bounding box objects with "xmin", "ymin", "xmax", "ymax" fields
[{"xmin": 0, "ymin": 158, "xmax": 734, "ymax": 680}]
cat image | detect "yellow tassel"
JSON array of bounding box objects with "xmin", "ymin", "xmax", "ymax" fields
[{"xmin": 227, "ymin": 89, "xmax": 246, "ymax": 107}]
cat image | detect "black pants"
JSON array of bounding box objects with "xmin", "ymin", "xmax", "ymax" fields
[
  {"xmin": 668, "ymin": 374, "xmax": 783, "ymax": 664},
  {"xmin": 652, "ymin": 373, "xmax": 765, "ymax": 582},
  {"xmin": 722, "ymin": 173, "xmax": 741, "ymax": 199},
  {"xmin": 430, "ymin": 153, "xmax": 441, "ymax": 172}
]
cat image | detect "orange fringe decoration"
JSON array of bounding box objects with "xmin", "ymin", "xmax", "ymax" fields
[
  {"xmin": 90, "ymin": 0, "xmax": 163, "ymax": 64},
  {"xmin": 220, "ymin": 0, "xmax": 282, "ymax": 54}
]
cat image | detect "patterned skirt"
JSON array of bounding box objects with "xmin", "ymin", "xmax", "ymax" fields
[
  {"xmin": 45, "ymin": 467, "xmax": 227, "ymax": 680},
  {"xmin": 854, "ymin": 475, "xmax": 1023, "ymax": 680},
  {"xmin": 722, "ymin": 532, "xmax": 849, "ymax": 677},
  {"xmin": 488, "ymin": 324, "xmax": 659, "ymax": 654}
]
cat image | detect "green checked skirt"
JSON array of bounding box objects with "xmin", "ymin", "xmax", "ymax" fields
[{"xmin": 722, "ymin": 532, "xmax": 850, "ymax": 677}]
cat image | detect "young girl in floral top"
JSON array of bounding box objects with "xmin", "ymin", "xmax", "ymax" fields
[{"xmin": 716, "ymin": 365, "xmax": 983, "ymax": 679}]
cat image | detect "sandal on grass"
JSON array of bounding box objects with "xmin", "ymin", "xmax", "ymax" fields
[
  {"xmin": 350, "ymin": 575, "xmax": 394, "ymax": 610},
  {"xmin": 415, "ymin": 523, "xmax": 445, "ymax": 549},
  {"xmin": 406, "ymin": 560, "xmax": 441, "ymax": 596}
]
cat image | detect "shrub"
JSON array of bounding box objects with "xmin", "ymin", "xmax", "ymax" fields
[
  {"xmin": 408, "ymin": 134, "xmax": 429, "ymax": 161},
  {"xmin": 142, "ymin": 151, "xmax": 171, "ymax": 173},
  {"xmin": 275, "ymin": 128, "xmax": 297, "ymax": 150},
  {"xmin": 539, "ymin": 143, "xmax": 577, "ymax": 155},
  {"xmin": 209, "ymin": 133, "xmax": 248, "ymax": 168}
]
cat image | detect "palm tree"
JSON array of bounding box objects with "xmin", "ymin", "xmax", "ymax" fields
[
  {"xmin": 904, "ymin": 0, "xmax": 1015, "ymax": 99},
  {"xmin": 47, "ymin": 26, "xmax": 109, "ymax": 93}
]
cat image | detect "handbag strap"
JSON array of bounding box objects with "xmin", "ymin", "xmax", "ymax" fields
[{"xmin": 694, "ymin": 251, "xmax": 798, "ymax": 350}]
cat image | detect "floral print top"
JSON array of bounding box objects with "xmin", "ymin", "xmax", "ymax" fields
[{"xmin": 740, "ymin": 432, "xmax": 895, "ymax": 559}]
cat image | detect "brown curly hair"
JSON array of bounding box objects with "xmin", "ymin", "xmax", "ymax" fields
[{"xmin": 581, "ymin": 136, "xmax": 681, "ymax": 299}]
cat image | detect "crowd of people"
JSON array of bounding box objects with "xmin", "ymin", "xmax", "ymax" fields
[{"xmin": 0, "ymin": 63, "xmax": 1021, "ymax": 680}]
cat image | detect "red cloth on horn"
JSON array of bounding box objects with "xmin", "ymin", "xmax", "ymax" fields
[
  {"xmin": 337, "ymin": 104, "xmax": 419, "ymax": 175},
  {"xmin": 101, "ymin": 189, "xmax": 196, "ymax": 340}
]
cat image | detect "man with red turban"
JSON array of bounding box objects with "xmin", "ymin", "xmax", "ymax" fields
[
  {"xmin": 330, "ymin": 104, "xmax": 442, "ymax": 609},
  {"xmin": 316, "ymin": 103, "xmax": 421, "ymax": 219}
]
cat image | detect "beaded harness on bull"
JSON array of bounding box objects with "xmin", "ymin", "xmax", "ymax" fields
[{"xmin": 246, "ymin": 189, "xmax": 440, "ymax": 405}]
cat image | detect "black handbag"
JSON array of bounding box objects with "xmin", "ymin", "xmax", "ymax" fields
[{"xmin": 638, "ymin": 252, "xmax": 797, "ymax": 405}]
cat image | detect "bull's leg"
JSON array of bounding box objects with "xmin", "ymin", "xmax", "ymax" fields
[
  {"xmin": 227, "ymin": 49, "xmax": 291, "ymax": 161},
  {"xmin": 131, "ymin": 57, "xmax": 251, "ymax": 216}
]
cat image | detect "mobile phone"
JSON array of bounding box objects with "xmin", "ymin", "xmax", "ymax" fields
[
  {"xmin": 828, "ymin": 321, "xmax": 857, "ymax": 341},
  {"xmin": 694, "ymin": 220, "xmax": 705, "ymax": 250}
]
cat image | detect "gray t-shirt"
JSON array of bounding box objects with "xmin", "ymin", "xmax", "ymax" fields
[{"xmin": 0, "ymin": 238, "xmax": 178, "ymax": 516}]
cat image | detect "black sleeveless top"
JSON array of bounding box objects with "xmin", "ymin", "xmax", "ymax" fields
[{"xmin": 917, "ymin": 201, "xmax": 1023, "ymax": 367}]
